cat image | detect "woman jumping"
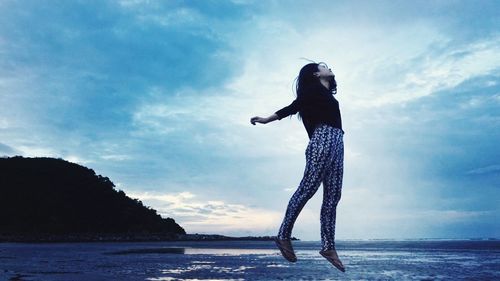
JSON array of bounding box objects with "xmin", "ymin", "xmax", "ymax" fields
[{"xmin": 250, "ymin": 62, "xmax": 346, "ymax": 272}]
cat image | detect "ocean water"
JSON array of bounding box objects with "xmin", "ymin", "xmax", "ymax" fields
[{"xmin": 0, "ymin": 240, "xmax": 498, "ymax": 280}]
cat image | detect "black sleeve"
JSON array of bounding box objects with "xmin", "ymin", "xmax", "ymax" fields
[{"xmin": 275, "ymin": 98, "xmax": 301, "ymax": 120}]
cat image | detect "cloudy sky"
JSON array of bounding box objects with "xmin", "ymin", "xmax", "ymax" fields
[{"xmin": 1, "ymin": 0, "xmax": 499, "ymax": 240}]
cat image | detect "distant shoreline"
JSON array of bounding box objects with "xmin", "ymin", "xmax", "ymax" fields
[
  {"xmin": 0, "ymin": 233, "xmax": 300, "ymax": 243},
  {"xmin": 1, "ymin": 232, "xmax": 496, "ymax": 243}
]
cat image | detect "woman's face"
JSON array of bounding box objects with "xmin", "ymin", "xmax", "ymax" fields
[{"xmin": 316, "ymin": 63, "xmax": 334, "ymax": 78}]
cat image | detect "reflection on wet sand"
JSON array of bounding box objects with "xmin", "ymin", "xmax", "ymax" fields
[
  {"xmin": 147, "ymin": 277, "xmax": 244, "ymax": 281},
  {"xmin": 147, "ymin": 261, "xmax": 253, "ymax": 281},
  {"xmin": 105, "ymin": 247, "xmax": 186, "ymax": 255},
  {"xmin": 105, "ymin": 247, "xmax": 276, "ymax": 256}
]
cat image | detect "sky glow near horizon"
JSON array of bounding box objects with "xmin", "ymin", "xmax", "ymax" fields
[{"xmin": 0, "ymin": 0, "xmax": 499, "ymax": 240}]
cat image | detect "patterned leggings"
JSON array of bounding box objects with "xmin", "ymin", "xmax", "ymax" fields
[{"xmin": 277, "ymin": 124, "xmax": 344, "ymax": 251}]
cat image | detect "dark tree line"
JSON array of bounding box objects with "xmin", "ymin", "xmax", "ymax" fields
[{"xmin": 0, "ymin": 156, "xmax": 185, "ymax": 236}]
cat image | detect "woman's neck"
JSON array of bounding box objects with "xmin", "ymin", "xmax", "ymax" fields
[{"xmin": 319, "ymin": 78, "xmax": 330, "ymax": 90}]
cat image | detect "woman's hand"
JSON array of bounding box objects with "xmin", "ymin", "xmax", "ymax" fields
[
  {"xmin": 250, "ymin": 116, "xmax": 268, "ymax": 125},
  {"xmin": 250, "ymin": 113, "xmax": 279, "ymax": 125}
]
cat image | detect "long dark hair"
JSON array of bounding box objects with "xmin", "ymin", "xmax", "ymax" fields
[{"xmin": 294, "ymin": 62, "xmax": 337, "ymax": 120}]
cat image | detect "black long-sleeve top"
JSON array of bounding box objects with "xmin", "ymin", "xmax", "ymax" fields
[{"xmin": 275, "ymin": 85, "xmax": 344, "ymax": 139}]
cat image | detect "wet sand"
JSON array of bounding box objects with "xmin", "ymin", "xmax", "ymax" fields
[{"xmin": 1, "ymin": 240, "xmax": 498, "ymax": 280}]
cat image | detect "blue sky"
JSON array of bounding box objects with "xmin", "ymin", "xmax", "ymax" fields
[{"xmin": 1, "ymin": 0, "xmax": 499, "ymax": 240}]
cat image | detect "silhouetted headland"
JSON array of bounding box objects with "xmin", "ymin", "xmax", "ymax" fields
[{"xmin": 0, "ymin": 156, "xmax": 296, "ymax": 243}]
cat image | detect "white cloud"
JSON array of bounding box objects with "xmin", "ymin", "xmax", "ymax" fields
[
  {"xmin": 466, "ymin": 165, "xmax": 500, "ymax": 175},
  {"xmin": 127, "ymin": 190, "xmax": 282, "ymax": 236},
  {"xmin": 417, "ymin": 210, "xmax": 494, "ymax": 221},
  {"xmin": 100, "ymin": 154, "xmax": 131, "ymax": 161},
  {"xmin": 384, "ymin": 36, "xmax": 500, "ymax": 106},
  {"xmin": 136, "ymin": 8, "xmax": 204, "ymax": 27},
  {"xmin": 65, "ymin": 155, "xmax": 95, "ymax": 166},
  {"xmin": 333, "ymin": 186, "xmax": 497, "ymax": 239},
  {"xmin": 15, "ymin": 145, "xmax": 58, "ymax": 158},
  {"xmin": 0, "ymin": 117, "xmax": 9, "ymax": 129}
]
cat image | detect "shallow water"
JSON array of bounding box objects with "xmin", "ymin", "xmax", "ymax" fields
[{"xmin": 0, "ymin": 240, "xmax": 498, "ymax": 280}]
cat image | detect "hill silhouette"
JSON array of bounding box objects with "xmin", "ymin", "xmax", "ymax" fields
[{"xmin": 0, "ymin": 156, "xmax": 185, "ymax": 241}]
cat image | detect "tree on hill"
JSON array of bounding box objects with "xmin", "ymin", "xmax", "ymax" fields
[{"xmin": 0, "ymin": 156, "xmax": 185, "ymax": 236}]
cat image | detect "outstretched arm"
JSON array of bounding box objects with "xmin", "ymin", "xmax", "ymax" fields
[
  {"xmin": 250, "ymin": 113, "xmax": 279, "ymax": 125},
  {"xmin": 250, "ymin": 98, "xmax": 301, "ymax": 125}
]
